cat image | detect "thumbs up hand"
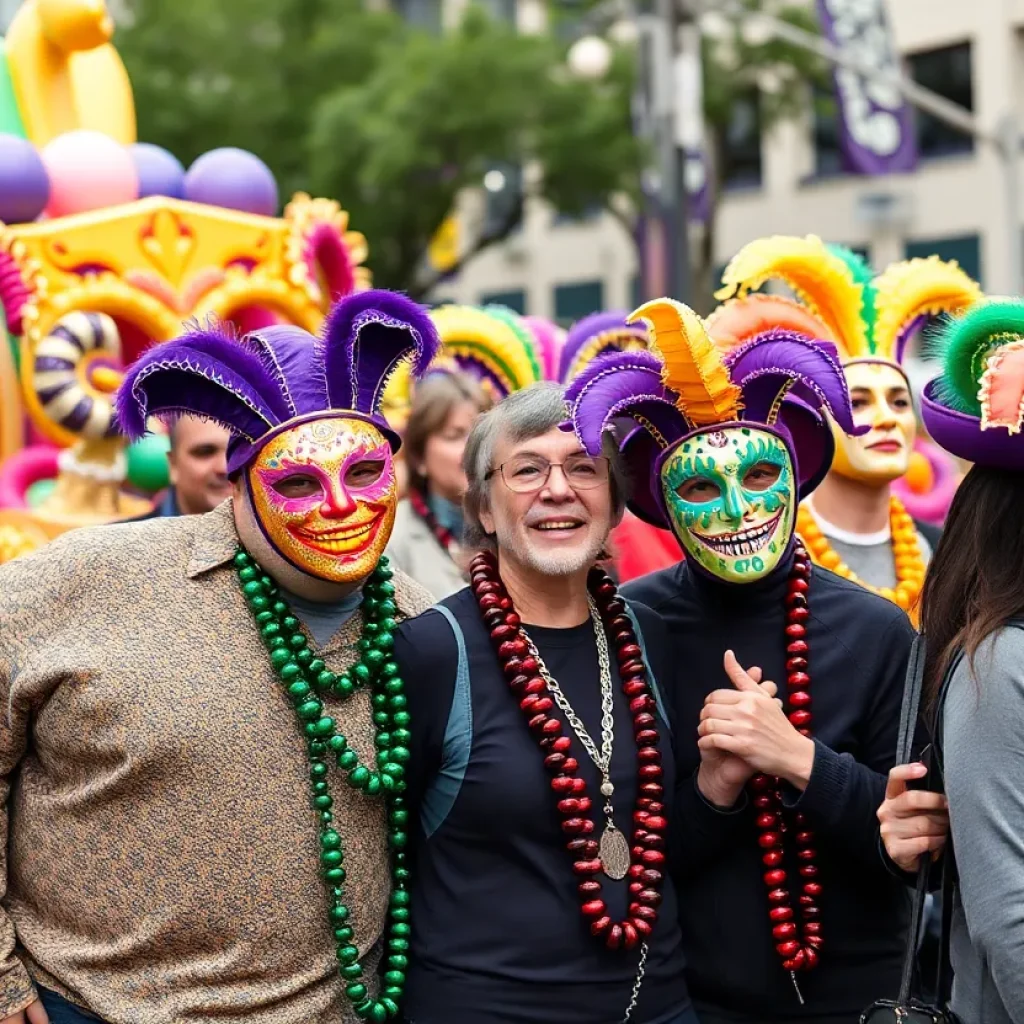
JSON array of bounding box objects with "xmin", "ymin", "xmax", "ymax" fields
[{"xmin": 698, "ymin": 650, "xmax": 816, "ymax": 791}]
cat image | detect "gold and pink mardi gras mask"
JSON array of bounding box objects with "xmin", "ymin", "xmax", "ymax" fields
[
  {"xmin": 248, "ymin": 417, "xmax": 398, "ymax": 583},
  {"xmin": 118, "ymin": 290, "xmax": 439, "ymax": 582}
]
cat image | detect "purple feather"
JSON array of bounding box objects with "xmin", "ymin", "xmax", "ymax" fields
[
  {"xmin": 246, "ymin": 324, "xmax": 328, "ymax": 418},
  {"xmin": 725, "ymin": 330, "xmax": 864, "ymax": 436},
  {"xmin": 116, "ymin": 329, "xmax": 291, "ymax": 441},
  {"xmin": 564, "ymin": 349, "xmax": 687, "ymax": 456},
  {"xmin": 559, "ymin": 310, "xmax": 649, "ymax": 383},
  {"xmin": 321, "ymin": 290, "xmax": 440, "ymax": 416}
]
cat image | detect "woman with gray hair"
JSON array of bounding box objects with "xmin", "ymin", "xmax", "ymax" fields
[{"xmin": 392, "ymin": 383, "xmax": 755, "ymax": 1024}]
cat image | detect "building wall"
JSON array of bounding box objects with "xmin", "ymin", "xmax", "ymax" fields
[{"xmin": 439, "ymin": 0, "xmax": 1022, "ymax": 317}]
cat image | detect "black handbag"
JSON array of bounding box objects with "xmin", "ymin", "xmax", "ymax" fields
[{"xmin": 860, "ymin": 635, "xmax": 962, "ymax": 1024}]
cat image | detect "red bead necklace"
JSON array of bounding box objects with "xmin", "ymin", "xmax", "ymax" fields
[
  {"xmin": 750, "ymin": 541, "xmax": 823, "ymax": 989},
  {"xmin": 409, "ymin": 487, "xmax": 457, "ymax": 555},
  {"xmin": 469, "ymin": 551, "xmax": 667, "ymax": 952}
]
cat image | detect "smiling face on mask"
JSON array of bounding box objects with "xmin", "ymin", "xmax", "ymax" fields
[
  {"xmin": 830, "ymin": 361, "xmax": 916, "ymax": 485},
  {"xmin": 247, "ymin": 417, "xmax": 398, "ymax": 583},
  {"xmin": 660, "ymin": 425, "xmax": 797, "ymax": 583}
]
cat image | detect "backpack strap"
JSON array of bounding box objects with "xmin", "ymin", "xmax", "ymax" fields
[
  {"xmin": 420, "ymin": 605, "xmax": 473, "ymax": 839},
  {"xmin": 623, "ymin": 602, "xmax": 672, "ymax": 736}
]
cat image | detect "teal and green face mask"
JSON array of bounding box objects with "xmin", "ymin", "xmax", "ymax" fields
[{"xmin": 660, "ymin": 425, "xmax": 796, "ymax": 583}]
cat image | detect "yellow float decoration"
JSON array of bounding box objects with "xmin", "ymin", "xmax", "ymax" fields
[{"xmin": 0, "ymin": 1, "xmax": 372, "ymax": 563}]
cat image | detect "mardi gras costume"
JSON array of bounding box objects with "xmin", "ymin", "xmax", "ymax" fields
[
  {"xmin": 558, "ymin": 310, "xmax": 683, "ymax": 582},
  {"xmin": 712, "ymin": 236, "xmax": 981, "ymax": 622},
  {"xmin": 914, "ymin": 299, "xmax": 1024, "ymax": 1024},
  {"xmin": 385, "ymin": 304, "xmax": 542, "ymax": 599},
  {"xmin": 567, "ymin": 299, "xmax": 916, "ymax": 1022},
  {"xmin": 0, "ymin": 290, "xmax": 438, "ymax": 1024}
]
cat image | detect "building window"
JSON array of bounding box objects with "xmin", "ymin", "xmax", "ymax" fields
[
  {"xmin": 812, "ymin": 86, "xmax": 844, "ymax": 178},
  {"xmin": 393, "ymin": 0, "xmax": 442, "ymax": 31},
  {"xmin": 720, "ymin": 91, "xmax": 763, "ymax": 190},
  {"xmin": 904, "ymin": 234, "xmax": 981, "ymax": 286},
  {"xmin": 553, "ymin": 205, "xmax": 602, "ymax": 227},
  {"xmin": 481, "ymin": 290, "xmax": 527, "ymax": 314},
  {"xmin": 554, "ymin": 281, "xmax": 604, "ymax": 325},
  {"xmin": 907, "ymin": 43, "xmax": 974, "ymax": 158}
]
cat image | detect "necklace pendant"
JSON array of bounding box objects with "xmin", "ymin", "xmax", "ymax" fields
[{"xmin": 599, "ymin": 823, "xmax": 631, "ymax": 880}]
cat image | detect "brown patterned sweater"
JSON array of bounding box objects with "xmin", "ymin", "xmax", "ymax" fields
[{"xmin": 0, "ymin": 502, "xmax": 433, "ymax": 1023}]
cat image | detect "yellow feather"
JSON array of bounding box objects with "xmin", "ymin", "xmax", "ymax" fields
[
  {"xmin": 715, "ymin": 235, "xmax": 869, "ymax": 359},
  {"xmin": 872, "ymin": 257, "xmax": 983, "ymax": 362},
  {"xmin": 628, "ymin": 298, "xmax": 742, "ymax": 426}
]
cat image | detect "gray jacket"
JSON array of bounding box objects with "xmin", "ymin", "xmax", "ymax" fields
[
  {"xmin": 944, "ymin": 626, "xmax": 1024, "ymax": 1024},
  {"xmin": 385, "ymin": 498, "xmax": 467, "ymax": 601}
]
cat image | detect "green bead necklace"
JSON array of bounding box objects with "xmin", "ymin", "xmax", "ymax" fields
[{"xmin": 234, "ymin": 548, "xmax": 411, "ymax": 1023}]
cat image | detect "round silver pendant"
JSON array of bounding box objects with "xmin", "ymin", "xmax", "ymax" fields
[{"xmin": 599, "ymin": 825, "xmax": 631, "ymax": 880}]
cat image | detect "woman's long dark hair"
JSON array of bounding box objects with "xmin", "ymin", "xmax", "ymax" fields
[{"xmin": 922, "ymin": 464, "xmax": 1024, "ymax": 708}]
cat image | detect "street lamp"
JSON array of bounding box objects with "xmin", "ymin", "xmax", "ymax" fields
[{"xmin": 567, "ymin": 35, "xmax": 613, "ymax": 80}]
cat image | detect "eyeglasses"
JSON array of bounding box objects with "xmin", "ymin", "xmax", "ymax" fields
[{"xmin": 485, "ymin": 454, "xmax": 610, "ymax": 493}]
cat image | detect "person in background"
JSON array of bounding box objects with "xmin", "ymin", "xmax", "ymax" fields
[
  {"xmin": 879, "ymin": 299, "xmax": 1024, "ymax": 1024},
  {"xmin": 156, "ymin": 415, "xmax": 232, "ymax": 516},
  {"xmin": 569, "ymin": 300, "xmax": 916, "ymax": 1024},
  {"xmin": 393, "ymin": 383, "xmax": 758, "ymax": 1024},
  {"xmin": 385, "ymin": 372, "xmax": 489, "ymax": 599},
  {"xmin": 714, "ymin": 236, "xmax": 981, "ymax": 625}
]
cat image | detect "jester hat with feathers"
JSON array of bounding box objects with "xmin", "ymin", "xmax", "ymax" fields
[
  {"xmin": 383, "ymin": 304, "xmax": 543, "ymax": 419},
  {"xmin": 117, "ymin": 290, "xmax": 440, "ymax": 475},
  {"xmin": 558, "ymin": 311, "xmax": 650, "ymax": 384},
  {"xmin": 564, "ymin": 297, "xmax": 862, "ymax": 529},
  {"xmin": 710, "ymin": 235, "xmax": 982, "ymax": 373},
  {"xmin": 923, "ymin": 299, "xmax": 1024, "ymax": 470}
]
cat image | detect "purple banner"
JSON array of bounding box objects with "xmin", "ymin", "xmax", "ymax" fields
[{"xmin": 816, "ymin": 0, "xmax": 917, "ymax": 175}]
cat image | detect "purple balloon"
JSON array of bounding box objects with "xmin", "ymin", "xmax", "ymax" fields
[
  {"xmin": 0, "ymin": 134, "xmax": 49, "ymax": 223},
  {"xmin": 130, "ymin": 143, "xmax": 186, "ymax": 199},
  {"xmin": 184, "ymin": 148, "xmax": 279, "ymax": 216}
]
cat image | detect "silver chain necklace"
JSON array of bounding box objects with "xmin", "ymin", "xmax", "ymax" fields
[
  {"xmin": 520, "ymin": 594, "xmax": 631, "ymax": 881},
  {"xmin": 520, "ymin": 594, "xmax": 647, "ymax": 1021}
]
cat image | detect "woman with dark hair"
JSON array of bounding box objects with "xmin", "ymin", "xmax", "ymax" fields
[
  {"xmin": 879, "ymin": 300, "xmax": 1024, "ymax": 1024},
  {"xmin": 386, "ymin": 371, "xmax": 490, "ymax": 598}
]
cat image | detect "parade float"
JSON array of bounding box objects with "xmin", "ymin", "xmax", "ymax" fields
[{"xmin": 0, "ymin": 0, "xmax": 370, "ymax": 562}]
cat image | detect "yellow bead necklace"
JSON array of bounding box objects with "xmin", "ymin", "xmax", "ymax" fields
[{"xmin": 796, "ymin": 497, "xmax": 924, "ymax": 626}]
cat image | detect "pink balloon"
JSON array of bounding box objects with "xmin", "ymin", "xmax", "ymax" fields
[{"xmin": 41, "ymin": 131, "xmax": 138, "ymax": 217}]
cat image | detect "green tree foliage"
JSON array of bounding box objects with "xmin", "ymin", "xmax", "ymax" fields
[{"xmin": 117, "ymin": 0, "xmax": 642, "ymax": 295}]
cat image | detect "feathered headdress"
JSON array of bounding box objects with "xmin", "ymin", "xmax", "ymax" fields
[
  {"xmin": 713, "ymin": 235, "xmax": 982, "ymax": 366},
  {"xmin": 558, "ymin": 311, "xmax": 651, "ymax": 384},
  {"xmin": 922, "ymin": 299, "xmax": 1024, "ymax": 470},
  {"xmin": 523, "ymin": 316, "xmax": 566, "ymax": 381},
  {"xmin": 117, "ymin": 290, "xmax": 440, "ymax": 475},
  {"xmin": 427, "ymin": 304, "xmax": 543, "ymax": 400},
  {"xmin": 564, "ymin": 297, "xmax": 861, "ymax": 526}
]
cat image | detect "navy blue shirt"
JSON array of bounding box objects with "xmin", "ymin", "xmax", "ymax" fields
[
  {"xmin": 394, "ymin": 588, "xmax": 695, "ymax": 1024},
  {"xmin": 624, "ymin": 556, "xmax": 916, "ymax": 1021}
]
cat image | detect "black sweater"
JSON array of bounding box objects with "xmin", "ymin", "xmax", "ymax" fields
[
  {"xmin": 623, "ymin": 556, "xmax": 916, "ymax": 1021},
  {"xmin": 395, "ymin": 590, "xmax": 697, "ymax": 1024}
]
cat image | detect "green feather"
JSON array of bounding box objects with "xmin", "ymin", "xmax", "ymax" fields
[
  {"xmin": 930, "ymin": 300, "xmax": 1024, "ymax": 416},
  {"xmin": 826, "ymin": 243, "xmax": 877, "ymax": 349}
]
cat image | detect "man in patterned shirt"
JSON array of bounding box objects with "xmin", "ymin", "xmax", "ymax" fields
[{"xmin": 0, "ymin": 292, "xmax": 438, "ymax": 1024}]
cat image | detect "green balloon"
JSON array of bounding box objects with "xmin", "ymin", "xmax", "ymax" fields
[
  {"xmin": 25, "ymin": 478, "xmax": 56, "ymax": 508},
  {"xmin": 126, "ymin": 434, "xmax": 171, "ymax": 493}
]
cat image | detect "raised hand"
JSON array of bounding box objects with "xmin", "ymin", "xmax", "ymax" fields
[
  {"xmin": 698, "ymin": 650, "xmax": 816, "ymax": 791},
  {"xmin": 878, "ymin": 763, "xmax": 949, "ymax": 872}
]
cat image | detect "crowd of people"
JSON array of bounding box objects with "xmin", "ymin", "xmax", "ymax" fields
[{"xmin": 0, "ymin": 271, "xmax": 1021, "ymax": 1024}]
